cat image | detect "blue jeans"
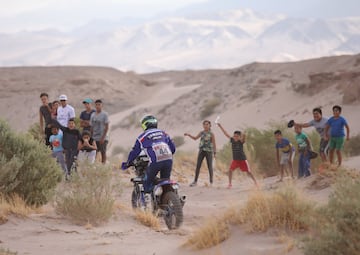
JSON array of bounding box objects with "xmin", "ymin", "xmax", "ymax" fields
[
  {"xmin": 144, "ymin": 160, "xmax": 172, "ymax": 193},
  {"xmin": 298, "ymin": 150, "xmax": 311, "ymax": 178}
]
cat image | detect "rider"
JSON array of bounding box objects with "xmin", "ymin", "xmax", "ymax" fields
[{"xmin": 122, "ymin": 115, "xmax": 176, "ymax": 205}]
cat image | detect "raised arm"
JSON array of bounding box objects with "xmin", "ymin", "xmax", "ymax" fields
[
  {"xmin": 216, "ymin": 123, "xmax": 231, "ymax": 139},
  {"xmin": 184, "ymin": 132, "xmax": 201, "ymax": 140}
]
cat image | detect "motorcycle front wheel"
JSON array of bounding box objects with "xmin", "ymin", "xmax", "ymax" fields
[
  {"xmin": 162, "ymin": 191, "xmax": 183, "ymax": 229},
  {"xmin": 131, "ymin": 189, "xmax": 141, "ymax": 209}
]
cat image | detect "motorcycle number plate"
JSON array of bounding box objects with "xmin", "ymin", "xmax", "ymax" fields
[{"xmin": 152, "ymin": 142, "xmax": 172, "ymax": 162}]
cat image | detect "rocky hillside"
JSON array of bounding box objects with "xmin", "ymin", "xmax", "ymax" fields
[{"xmin": 0, "ymin": 54, "xmax": 359, "ymax": 152}]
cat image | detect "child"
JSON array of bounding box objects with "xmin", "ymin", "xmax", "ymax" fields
[
  {"xmin": 52, "ymin": 118, "xmax": 81, "ymax": 174},
  {"xmin": 324, "ymin": 105, "xmax": 350, "ymax": 167},
  {"xmin": 216, "ymin": 122, "xmax": 258, "ymax": 188},
  {"xmin": 49, "ymin": 125, "xmax": 68, "ymax": 178},
  {"xmin": 274, "ymin": 130, "xmax": 295, "ymax": 181},
  {"xmin": 184, "ymin": 120, "xmax": 216, "ymax": 187},
  {"xmin": 78, "ymin": 130, "xmax": 97, "ymax": 163},
  {"xmin": 294, "ymin": 124, "xmax": 312, "ymax": 178}
]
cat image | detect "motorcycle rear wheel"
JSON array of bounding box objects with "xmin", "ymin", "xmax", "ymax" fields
[{"xmin": 162, "ymin": 191, "xmax": 183, "ymax": 229}]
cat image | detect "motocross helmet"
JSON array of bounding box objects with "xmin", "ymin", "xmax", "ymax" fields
[{"xmin": 141, "ymin": 115, "xmax": 158, "ymax": 131}]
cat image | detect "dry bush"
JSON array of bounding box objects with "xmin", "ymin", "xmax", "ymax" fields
[
  {"xmin": 0, "ymin": 194, "xmax": 36, "ymax": 224},
  {"xmin": 172, "ymin": 151, "xmax": 198, "ymax": 184},
  {"xmin": 134, "ymin": 210, "xmax": 160, "ymax": 230},
  {"xmin": 184, "ymin": 217, "xmax": 230, "ymax": 250},
  {"xmin": 185, "ymin": 185, "xmax": 314, "ymax": 250},
  {"xmin": 242, "ymin": 186, "xmax": 314, "ymax": 232},
  {"xmin": 308, "ymin": 163, "xmax": 360, "ymax": 190},
  {"xmin": 54, "ymin": 163, "xmax": 118, "ymax": 226}
]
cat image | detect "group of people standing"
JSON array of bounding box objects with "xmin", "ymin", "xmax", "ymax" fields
[
  {"xmin": 39, "ymin": 93, "xmax": 109, "ymax": 178},
  {"xmin": 183, "ymin": 105, "xmax": 350, "ymax": 188},
  {"xmin": 275, "ymin": 105, "xmax": 350, "ymax": 182}
]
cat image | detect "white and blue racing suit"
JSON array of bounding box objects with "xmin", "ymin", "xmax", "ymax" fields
[{"xmin": 126, "ymin": 128, "xmax": 176, "ymax": 193}]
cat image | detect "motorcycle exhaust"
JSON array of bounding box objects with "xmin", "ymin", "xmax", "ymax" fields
[{"xmin": 180, "ymin": 195, "xmax": 186, "ymax": 207}]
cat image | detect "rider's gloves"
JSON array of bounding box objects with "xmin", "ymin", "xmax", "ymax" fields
[{"xmin": 121, "ymin": 162, "xmax": 129, "ymax": 170}]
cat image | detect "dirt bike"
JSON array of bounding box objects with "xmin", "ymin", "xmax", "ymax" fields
[{"xmin": 124, "ymin": 155, "xmax": 186, "ymax": 230}]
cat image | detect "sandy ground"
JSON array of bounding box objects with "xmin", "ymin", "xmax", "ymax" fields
[{"xmin": 1, "ymin": 169, "xmax": 326, "ymax": 255}]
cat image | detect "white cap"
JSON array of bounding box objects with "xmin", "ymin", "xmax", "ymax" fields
[{"xmin": 59, "ymin": 94, "xmax": 68, "ymax": 101}]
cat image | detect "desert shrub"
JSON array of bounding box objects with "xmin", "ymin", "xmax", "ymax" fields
[
  {"xmin": 184, "ymin": 216, "xmax": 230, "ymax": 250},
  {"xmin": 172, "ymin": 135, "xmax": 185, "ymax": 148},
  {"xmin": 242, "ymin": 185, "xmax": 314, "ymax": 232},
  {"xmin": 344, "ymin": 133, "xmax": 360, "ymax": 156},
  {"xmin": 185, "ymin": 184, "xmax": 314, "ymax": 250},
  {"xmin": 54, "ymin": 163, "xmax": 118, "ymax": 226},
  {"xmin": 303, "ymin": 174, "xmax": 360, "ymax": 255},
  {"xmin": 245, "ymin": 123, "xmax": 321, "ymax": 177},
  {"xmin": 217, "ymin": 142, "xmax": 232, "ymax": 166},
  {"xmin": 200, "ymin": 98, "xmax": 221, "ymax": 119},
  {"xmin": 245, "ymin": 126, "xmax": 280, "ymax": 177},
  {"xmin": 0, "ymin": 247, "xmax": 17, "ymax": 255},
  {"xmin": 0, "ymin": 194, "xmax": 38, "ymax": 224},
  {"xmin": 27, "ymin": 122, "xmax": 43, "ymax": 142},
  {"xmin": 0, "ymin": 119, "xmax": 62, "ymax": 206},
  {"xmin": 134, "ymin": 210, "xmax": 160, "ymax": 230}
]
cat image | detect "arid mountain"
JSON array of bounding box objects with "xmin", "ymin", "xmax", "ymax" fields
[
  {"xmin": 0, "ymin": 54, "xmax": 359, "ymax": 153},
  {"xmin": 0, "ymin": 66, "xmax": 153, "ymax": 132}
]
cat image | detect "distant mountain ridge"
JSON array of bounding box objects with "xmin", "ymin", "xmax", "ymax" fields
[{"xmin": 1, "ymin": 9, "xmax": 359, "ymax": 73}]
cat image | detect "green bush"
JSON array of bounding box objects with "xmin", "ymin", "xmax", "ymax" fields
[
  {"xmin": 344, "ymin": 133, "xmax": 360, "ymax": 156},
  {"xmin": 245, "ymin": 122, "xmax": 321, "ymax": 177},
  {"xmin": 0, "ymin": 119, "xmax": 62, "ymax": 206},
  {"xmin": 217, "ymin": 142, "xmax": 232, "ymax": 166},
  {"xmin": 27, "ymin": 122, "xmax": 43, "ymax": 142},
  {"xmin": 200, "ymin": 98, "xmax": 221, "ymax": 119},
  {"xmin": 0, "ymin": 247, "xmax": 17, "ymax": 255},
  {"xmin": 303, "ymin": 174, "xmax": 360, "ymax": 255},
  {"xmin": 54, "ymin": 163, "xmax": 118, "ymax": 226}
]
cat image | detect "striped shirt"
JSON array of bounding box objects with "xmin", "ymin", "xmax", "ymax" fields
[{"xmin": 230, "ymin": 137, "xmax": 246, "ymax": 160}]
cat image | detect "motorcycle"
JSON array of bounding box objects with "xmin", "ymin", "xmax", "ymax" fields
[{"xmin": 124, "ymin": 155, "xmax": 186, "ymax": 230}]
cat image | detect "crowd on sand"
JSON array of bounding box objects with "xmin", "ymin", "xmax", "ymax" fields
[
  {"xmin": 39, "ymin": 91, "xmax": 350, "ymax": 187},
  {"xmin": 39, "ymin": 93, "xmax": 109, "ymax": 180},
  {"xmin": 183, "ymin": 105, "xmax": 350, "ymax": 188}
]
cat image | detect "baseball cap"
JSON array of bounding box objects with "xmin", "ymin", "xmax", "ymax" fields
[
  {"xmin": 83, "ymin": 98, "xmax": 93, "ymax": 104},
  {"xmin": 59, "ymin": 94, "xmax": 68, "ymax": 101}
]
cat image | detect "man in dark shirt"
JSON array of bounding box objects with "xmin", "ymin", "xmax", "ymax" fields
[
  {"xmin": 39, "ymin": 93, "xmax": 52, "ymax": 146},
  {"xmin": 80, "ymin": 98, "xmax": 95, "ymax": 131}
]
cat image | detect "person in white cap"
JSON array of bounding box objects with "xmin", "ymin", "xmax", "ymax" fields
[{"xmin": 57, "ymin": 94, "xmax": 75, "ymax": 127}]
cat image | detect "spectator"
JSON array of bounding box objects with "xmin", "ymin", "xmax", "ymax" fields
[
  {"xmin": 80, "ymin": 98, "xmax": 95, "ymax": 132},
  {"xmin": 39, "ymin": 93, "xmax": 52, "ymax": 147},
  {"xmin": 90, "ymin": 99, "xmax": 109, "ymax": 164},
  {"xmin": 57, "ymin": 94, "xmax": 75, "ymax": 127}
]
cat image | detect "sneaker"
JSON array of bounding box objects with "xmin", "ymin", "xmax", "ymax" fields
[
  {"xmin": 227, "ymin": 184, "xmax": 232, "ymax": 189},
  {"xmin": 189, "ymin": 181, "xmax": 197, "ymax": 187}
]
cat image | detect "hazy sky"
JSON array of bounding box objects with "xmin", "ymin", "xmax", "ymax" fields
[{"xmin": 0, "ymin": 0, "xmax": 359, "ymax": 32}]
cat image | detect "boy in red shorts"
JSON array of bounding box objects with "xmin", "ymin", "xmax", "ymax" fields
[{"xmin": 217, "ymin": 122, "xmax": 258, "ymax": 188}]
